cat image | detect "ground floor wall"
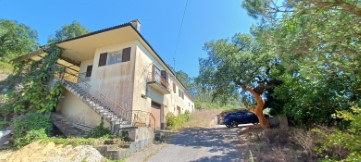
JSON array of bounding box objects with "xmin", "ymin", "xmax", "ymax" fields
[{"xmin": 57, "ymin": 90, "xmax": 110, "ymax": 128}]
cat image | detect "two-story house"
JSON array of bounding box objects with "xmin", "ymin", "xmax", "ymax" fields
[{"xmin": 14, "ymin": 20, "xmax": 195, "ymax": 149}]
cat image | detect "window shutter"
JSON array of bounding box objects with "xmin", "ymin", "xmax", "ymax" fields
[
  {"xmin": 98, "ymin": 53, "xmax": 107, "ymax": 67},
  {"xmin": 173, "ymin": 83, "xmax": 176, "ymax": 93},
  {"xmin": 122, "ymin": 47, "xmax": 131, "ymax": 62},
  {"xmin": 86, "ymin": 65, "xmax": 93, "ymax": 77}
]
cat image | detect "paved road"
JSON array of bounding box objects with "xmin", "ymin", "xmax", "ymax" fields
[{"xmin": 146, "ymin": 126, "xmax": 244, "ymax": 162}]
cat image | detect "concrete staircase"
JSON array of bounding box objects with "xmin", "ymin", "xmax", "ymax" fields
[{"xmin": 60, "ymin": 80, "xmax": 131, "ymax": 134}]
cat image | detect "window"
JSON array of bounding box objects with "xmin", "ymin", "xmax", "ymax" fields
[
  {"xmin": 98, "ymin": 47, "xmax": 131, "ymax": 67},
  {"xmin": 173, "ymin": 83, "xmax": 176, "ymax": 93},
  {"xmin": 108, "ymin": 51, "xmax": 122, "ymax": 64},
  {"xmin": 151, "ymin": 101, "xmax": 161, "ymax": 109},
  {"xmin": 85, "ymin": 65, "xmax": 93, "ymax": 77},
  {"xmin": 178, "ymin": 90, "xmax": 184, "ymax": 99}
]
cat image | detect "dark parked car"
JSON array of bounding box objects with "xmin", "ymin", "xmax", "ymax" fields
[{"xmin": 224, "ymin": 110, "xmax": 261, "ymax": 128}]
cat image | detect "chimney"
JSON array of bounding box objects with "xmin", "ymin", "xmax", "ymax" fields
[{"xmin": 130, "ymin": 19, "xmax": 141, "ymax": 32}]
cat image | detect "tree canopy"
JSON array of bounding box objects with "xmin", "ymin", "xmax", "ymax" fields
[
  {"xmin": 198, "ymin": 0, "xmax": 360, "ymax": 127},
  {"xmin": 0, "ymin": 19, "xmax": 39, "ymax": 59},
  {"xmin": 48, "ymin": 21, "xmax": 90, "ymax": 43}
]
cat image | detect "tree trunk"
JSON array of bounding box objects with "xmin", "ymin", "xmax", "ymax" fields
[{"xmin": 247, "ymin": 87, "xmax": 270, "ymax": 129}]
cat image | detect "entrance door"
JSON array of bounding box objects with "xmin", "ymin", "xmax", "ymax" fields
[{"xmin": 151, "ymin": 101, "xmax": 161, "ymax": 129}]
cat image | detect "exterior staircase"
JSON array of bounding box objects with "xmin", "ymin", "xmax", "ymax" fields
[{"xmin": 58, "ymin": 80, "xmax": 131, "ymax": 134}]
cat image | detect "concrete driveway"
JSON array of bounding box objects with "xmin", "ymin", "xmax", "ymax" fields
[{"xmin": 127, "ymin": 125, "xmax": 248, "ymax": 162}]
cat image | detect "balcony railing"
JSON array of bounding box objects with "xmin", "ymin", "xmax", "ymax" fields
[{"xmin": 147, "ymin": 69, "xmax": 170, "ymax": 94}]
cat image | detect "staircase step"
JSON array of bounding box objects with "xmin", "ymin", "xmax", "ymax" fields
[{"xmin": 60, "ymin": 81, "xmax": 130, "ymax": 129}]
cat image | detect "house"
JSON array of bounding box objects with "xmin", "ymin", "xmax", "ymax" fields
[{"xmin": 14, "ymin": 20, "xmax": 195, "ymax": 149}]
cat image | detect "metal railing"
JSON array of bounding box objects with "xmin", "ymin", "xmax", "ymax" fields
[
  {"xmin": 61, "ymin": 72, "xmax": 154, "ymax": 127},
  {"xmin": 148, "ymin": 72, "xmax": 170, "ymax": 91}
]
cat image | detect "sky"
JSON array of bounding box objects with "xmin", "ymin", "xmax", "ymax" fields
[{"xmin": 0, "ymin": 0, "xmax": 256, "ymax": 77}]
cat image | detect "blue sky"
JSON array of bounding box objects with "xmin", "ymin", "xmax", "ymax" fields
[{"xmin": 0, "ymin": 0, "xmax": 255, "ymax": 77}]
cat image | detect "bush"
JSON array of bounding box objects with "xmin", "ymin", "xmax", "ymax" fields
[
  {"xmin": 13, "ymin": 113, "xmax": 53, "ymax": 138},
  {"xmin": 166, "ymin": 111, "xmax": 191, "ymax": 130},
  {"xmin": 12, "ymin": 113, "xmax": 52, "ymax": 148},
  {"xmin": 14, "ymin": 128, "xmax": 48, "ymax": 148},
  {"xmin": 166, "ymin": 112, "xmax": 176, "ymax": 128},
  {"xmin": 314, "ymin": 106, "xmax": 361, "ymax": 161},
  {"xmin": 87, "ymin": 120, "xmax": 111, "ymax": 138}
]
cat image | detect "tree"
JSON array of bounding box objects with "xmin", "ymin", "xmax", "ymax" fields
[
  {"xmin": 0, "ymin": 19, "xmax": 39, "ymax": 59},
  {"xmin": 199, "ymin": 34, "xmax": 277, "ymax": 128},
  {"xmin": 240, "ymin": 0, "xmax": 361, "ymax": 126},
  {"xmin": 48, "ymin": 21, "xmax": 90, "ymax": 43},
  {"xmin": 176, "ymin": 70, "xmax": 192, "ymax": 91}
]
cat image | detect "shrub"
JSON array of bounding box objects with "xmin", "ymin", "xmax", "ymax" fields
[
  {"xmin": 12, "ymin": 113, "xmax": 52, "ymax": 148},
  {"xmin": 314, "ymin": 106, "xmax": 361, "ymax": 161},
  {"xmin": 14, "ymin": 128, "xmax": 48, "ymax": 148},
  {"xmin": 166, "ymin": 112, "xmax": 176, "ymax": 127},
  {"xmin": 87, "ymin": 119, "xmax": 111, "ymax": 138},
  {"xmin": 166, "ymin": 111, "xmax": 191, "ymax": 130}
]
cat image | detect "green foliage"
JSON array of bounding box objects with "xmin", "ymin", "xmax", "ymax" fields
[
  {"xmin": 13, "ymin": 113, "xmax": 52, "ymax": 148},
  {"xmin": 176, "ymin": 70, "xmax": 193, "ymax": 91},
  {"xmin": 0, "ymin": 19, "xmax": 39, "ymax": 59},
  {"xmin": 314, "ymin": 106, "xmax": 361, "ymax": 161},
  {"xmin": 86, "ymin": 119, "xmax": 111, "ymax": 138},
  {"xmin": 14, "ymin": 128, "xmax": 48, "ymax": 148},
  {"xmin": 41, "ymin": 136, "xmax": 115, "ymax": 147},
  {"xmin": 13, "ymin": 113, "xmax": 52, "ymax": 138},
  {"xmin": 237, "ymin": 0, "xmax": 361, "ymax": 126},
  {"xmin": 166, "ymin": 111, "xmax": 191, "ymax": 130},
  {"xmin": 2, "ymin": 46, "xmax": 63, "ymax": 119},
  {"xmin": 48, "ymin": 21, "xmax": 90, "ymax": 43},
  {"xmin": 166, "ymin": 112, "xmax": 176, "ymax": 128}
]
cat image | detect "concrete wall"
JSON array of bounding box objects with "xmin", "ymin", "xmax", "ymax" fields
[
  {"xmin": 133, "ymin": 41, "xmax": 195, "ymax": 126},
  {"xmin": 57, "ymin": 90, "xmax": 110, "ymax": 128},
  {"xmin": 80, "ymin": 42, "xmax": 137, "ymax": 115}
]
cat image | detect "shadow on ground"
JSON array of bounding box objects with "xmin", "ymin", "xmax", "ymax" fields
[{"xmin": 166, "ymin": 126, "xmax": 246, "ymax": 162}]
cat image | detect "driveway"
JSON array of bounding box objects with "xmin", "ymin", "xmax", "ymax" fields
[{"xmin": 128, "ymin": 125, "xmax": 246, "ymax": 162}]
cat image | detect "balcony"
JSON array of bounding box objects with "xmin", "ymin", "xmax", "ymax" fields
[{"xmin": 148, "ymin": 66, "xmax": 170, "ymax": 94}]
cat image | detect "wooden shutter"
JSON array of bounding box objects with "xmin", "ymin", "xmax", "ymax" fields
[
  {"xmin": 86, "ymin": 65, "xmax": 93, "ymax": 77},
  {"xmin": 98, "ymin": 53, "xmax": 107, "ymax": 67},
  {"xmin": 173, "ymin": 83, "xmax": 176, "ymax": 93},
  {"xmin": 122, "ymin": 47, "xmax": 131, "ymax": 62}
]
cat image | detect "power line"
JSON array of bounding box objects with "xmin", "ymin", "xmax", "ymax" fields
[{"xmin": 173, "ymin": 0, "xmax": 189, "ymax": 68}]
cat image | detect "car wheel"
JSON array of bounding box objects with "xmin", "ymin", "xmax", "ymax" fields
[{"xmin": 230, "ymin": 120, "xmax": 238, "ymax": 128}]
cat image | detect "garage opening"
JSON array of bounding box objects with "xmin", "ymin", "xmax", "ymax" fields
[{"xmin": 151, "ymin": 101, "xmax": 161, "ymax": 129}]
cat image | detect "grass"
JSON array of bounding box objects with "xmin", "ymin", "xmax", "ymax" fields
[
  {"xmin": 40, "ymin": 136, "xmax": 122, "ymax": 147},
  {"xmin": 0, "ymin": 61, "xmax": 14, "ymax": 74}
]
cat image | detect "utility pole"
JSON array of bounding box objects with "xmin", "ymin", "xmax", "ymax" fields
[{"xmin": 173, "ymin": 57, "xmax": 176, "ymax": 75}]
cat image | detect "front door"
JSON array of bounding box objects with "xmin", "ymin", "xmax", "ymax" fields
[{"xmin": 151, "ymin": 101, "xmax": 161, "ymax": 129}]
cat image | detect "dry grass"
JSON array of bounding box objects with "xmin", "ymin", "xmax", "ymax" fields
[
  {"xmin": 239, "ymin": 126, "xmax": 316, "ymax": 162},
  {"xmin": 179, "ymin": 109, "xmax": 222, "ymax": 129}
]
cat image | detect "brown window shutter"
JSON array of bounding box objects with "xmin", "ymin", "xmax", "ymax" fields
[
  {"xmin": 152, "ymin": 64, "xmax": 155, "ymax": 81},
  {"xmin": 173, "ymin": 83, "xmax": 176, "ymax": 93},
  {"xmin": 98, "ymin": 53, "xmax": 107, "ymax": 67},
  {"xmin": 122, "ymin": 47, "xmax": 131, "ymax": 62},
  {"xmin": 86, "ymin": 65, "xmax": 93, "ymax": 77}
]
